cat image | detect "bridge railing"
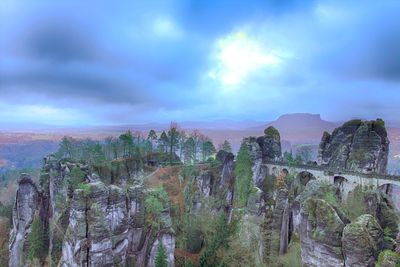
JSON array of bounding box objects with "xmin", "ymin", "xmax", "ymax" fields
[{"xmin": 263, "ymin": 160, "xmax": 400, "ymax": 182}]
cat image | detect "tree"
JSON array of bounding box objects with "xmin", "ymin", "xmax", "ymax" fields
[
  {"xmin": 58, "ymin": 136, "xmax": 74, "ymax": 158},
  {"xmin": 167, "ymin": 123, "xmax": 180, "ymax": 164},
  {"xmin": 27, "ymin": 216, "xmax": 46, "ymax": 262},
  {"xmin": 220, "ymin": 140, "xmax": 232, "ymax": 153},
  {"xmin": 296, "ymin": 145, "xmax": 314, "ymax": 163},
  {"xmin": 199, "ymin": 214, "xmax": 230, "ymax": 267},
  {"xmin": 191, "ymin": 130, "xmax": 201, "ymax": 163},
  {"xmin": 155, "ymin": 242, "xmax": 168, "ymax": 267},
  {"xmin": 148, "ymin": 129, "xmax": 158, "ymax": 152},
  {"xmin": 202, "ymin": 140, "xmax": 216, "ymax": 162},
  {"xmin": 68, "ymin": 166, "xmax": 86, "ymax": 190},
  {"xmin": 184, "ymin": 137, "xmax": 195, "ymax": 164},
  {"xmin": 177, "ymin": 130, "xmax": 187, "ymax": 162},
  {"xmin": 91, "ymin": 143, "xmax": 106, "ymax": 166},
  {"xmin": 159, "ymin": 131, "xmax": 169, "ymax": 153},
  {"xmin": 119, "ymin": 131, "xmax": 134, "ymax": 157},
  {"xmin": 234, "ymin": 141, "xmax": 253, "ymax": 207},
  {"xmin": 284, "ymin": 151, "xmax": 295, "ymax": 166}
]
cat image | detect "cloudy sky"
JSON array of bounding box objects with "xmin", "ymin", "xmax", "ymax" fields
[{"xmin": 1, "ymin": 0, "xmax": 400, "ymax": 128}]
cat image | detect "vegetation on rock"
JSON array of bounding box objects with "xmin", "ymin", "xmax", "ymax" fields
[{"xmin": 234, "ymin": 141, "xmax": 253, "ymax": 207}]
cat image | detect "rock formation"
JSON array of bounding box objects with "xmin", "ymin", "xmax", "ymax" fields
[
  {"xmin": 300, "ymin": 198, "xmax": 347, "ymax": 266},
  {"xmin": 318, "ymin": 119, "xmax": 389, "ymax": 174},
  {"xmin": 295, "ymin": 180, "xmax": 399, "ymax": 267},
  {"xmin": 342, "ymin": 214, "xmax": 383, "ymax": 267},
  {"xmin": 257, "ymin": 126, "xmax": 282, "ymax": 161},
  {"xmin": 9, "ymin": 159, "xmax": 175, "ymax": 267},
  {"xmin": 9, "ymin": 175, "xmax": 41, "ymax": 267}
]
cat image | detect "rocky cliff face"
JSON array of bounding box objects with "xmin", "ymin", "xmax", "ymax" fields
[
  {"xmin": 60, "ymin": 182, "xmax": 175, "ymax": 267},
  {"xmin": 295, "ymin": 180, "xmax": 399, "ymax": 267},
  {"xmin": 342, "ymin": 214, "xmax": 383, "ymax": 267},
  {"xmin": 318, "ymin": 119, "xmax": 389, "ymax": 174},
  {"xmin": 300, "ymin": 198, "xmax": 347, "ymax": 267},
  {"xmin": 9, "ymin": 175, "xmax": 41, "ymax": 267},
  {"xmin": 10, "ymin": 159, "xmax": 175, "ymax": 267},
  {"xmin": 193, "ymin": 151, "xmax": 235, "ymax": 215}
]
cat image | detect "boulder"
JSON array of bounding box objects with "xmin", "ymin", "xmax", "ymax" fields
[
  {"xmin": 299, "ymin": 198, "xmax": 347, "ymax": 267},
  {"xmin": 342, "ymin": 214, "xmax": 383, "ymax": 267}
]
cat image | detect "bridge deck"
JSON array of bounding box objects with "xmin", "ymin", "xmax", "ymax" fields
[{"xmin": 264, "ymin": 161, "xmax": 400, "ymax": 182}]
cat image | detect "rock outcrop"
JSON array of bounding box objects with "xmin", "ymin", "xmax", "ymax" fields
[
  {"xmin": 257, "ymin": 126, "xmax": 282, "ymax": 161},
  {"xmin": 318, "ymin": 119, "xmax": 389, "ymax": 174},
  {"xmin": 59, "ymin": 181, "xmax": 175, "ymax": 267},
  {"xmin": 244, "ymin": 137, "xmax": 268, "ymax": 188},
  {"xmin": 299, "ymin": 198, "xmax": 347, "ymax": 267},
  {"xmin": 342, "ymin": 214, "xmax": 383, "ymax": 267},
  {"xmin": 9, "ymin": 175, "xmax": 46, "ymax": 267},
  {"xmin": 10, "ymin": 158, "xmax": 175, "ymax": 267}
]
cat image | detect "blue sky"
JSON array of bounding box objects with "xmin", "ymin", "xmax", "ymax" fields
[{"xmin": 1, "ymin": 0, "xmax": 400, "ymax": 127}]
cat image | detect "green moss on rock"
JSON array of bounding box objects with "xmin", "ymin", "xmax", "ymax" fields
[{"xmin": 264, "ymin": 126, "xmax": 280, "ymax": 141}]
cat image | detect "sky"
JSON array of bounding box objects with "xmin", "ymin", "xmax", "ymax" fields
[{"xmin": 1, "ymin": 0, "xmax": 400, "ymax": 128}]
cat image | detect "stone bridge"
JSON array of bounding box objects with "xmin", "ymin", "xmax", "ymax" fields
[{"xmin": 264, "ymin": 161, "xmax": 400, "ymax": 212}]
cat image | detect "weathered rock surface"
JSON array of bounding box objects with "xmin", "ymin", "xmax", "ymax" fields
[
  {"xmin": 244, "ymin": 137, "xmax": 267, "ymax": 188},
  {"xmin": 9, "ymin": 175, "xmax": 41, "ymax": 267},
  {"xmin": 318, "ymin": 119, "xmax": 389, "ymax": 174},
  {"xmin": 194, "ymin": 151, "xmax": 235, "ymax": 211},
  {"xmin": 10, "ymin": 158, "xmax": 175, "ymax": 267},
  {"xmin": 272, "ymin": 188, "xmax": 290, "ymax": 255},
  {"xmin": 299, "ymin": 198, "xmax": 347, "ymax": 267},
  {"xmin": 342, "ymin": 214, "xmax": 383, "ymax": 267},
  {"xmin": 364, "ymin": 190, "xmax": 400, "ymax": 243},
  {"xmin": 257, "ymin": 126, "xmax": 282, "ymax": 161},
  {"xmin": 60, "ymin": 181, "xmax": 175, "ymax": 267}
]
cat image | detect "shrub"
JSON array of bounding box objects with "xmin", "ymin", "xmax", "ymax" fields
[
  {"xmin": 341, "ymin": 185, "xmax": 368, "ymax": 221},
  {"xmin": 68, "ymin": 167, "xmax": 85, "ymax": 190},
  {"xmin": 276, "ymin": 240, "xmax": 302, "ymax": 267},
  {"xmin": 376, "ymin": 250, "xmax": 400, "ymax": 267},
  {"xmin": 144, "ymin": 186, "xmax": 169, "ymax": 228},
  {"xmin": 77, "ymin": 183, "xmax": 91, "ymax": 197}
]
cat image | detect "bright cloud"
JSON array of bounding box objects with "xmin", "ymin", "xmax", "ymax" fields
[
  {"xmin": 208, "ymin": 31, "xmax": 281, "ymax": 86},
  {"xmin": 0, "ymin": 102, "xmax": 86, "ymax": 126},
  {"xmin": 153, "ymin": 17, "xmax": 183, "ymax": 39}
]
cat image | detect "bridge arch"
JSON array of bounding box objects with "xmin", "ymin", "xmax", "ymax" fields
[
  {"xmin": 297, "ymin": 171, "xmax": 316, "ymax": 186},
  {"xmin": 334, "ymin": 176, "xmax": 349, "ymax": 200},
  {"xmin": 271, "ymin": 166, "xmax": 278, "ymax": 176},
  {"xmin": 293, "ymin": 171, "xmax": 317, "ymax": 197}
]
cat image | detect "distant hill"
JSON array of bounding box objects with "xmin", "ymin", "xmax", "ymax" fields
[{"xmin": 249, "ymin": 113, "xmax": 338, "ymax": 143}]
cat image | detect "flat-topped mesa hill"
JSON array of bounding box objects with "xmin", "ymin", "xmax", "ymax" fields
[{"xmin": 318, "ymin": 119, "xmax": 389, "ymax": 174}]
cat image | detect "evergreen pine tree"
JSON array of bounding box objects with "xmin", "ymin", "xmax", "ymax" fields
[
  {"xmin": 155, "ymin": 241, "xmax": 168, "ymax": 267},
  {"xmin": 234, "ymin": 141, "xmax": 253, "ymax": 207}
]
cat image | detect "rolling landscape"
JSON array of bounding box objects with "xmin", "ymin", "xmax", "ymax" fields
[{"xmin": 1, "ymin": 1, "xmax": 400, "ymax": 267}]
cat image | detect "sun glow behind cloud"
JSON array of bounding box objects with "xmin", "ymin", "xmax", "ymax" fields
[{"xmin": 208, "ymin": 31, "xmax": 281, "ymax": 86}]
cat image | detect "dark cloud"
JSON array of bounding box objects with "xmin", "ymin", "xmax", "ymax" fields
[
  {"xmin": 0, "ymin": 66, "xmax": 147, "ymax": 105},
  {"xmin": 21, "ymin": 21, "xmax": 97, "ymax": 63},
  {"xmin": 314, "ymin": 2, "xmax": 400, "ymax": 82},
  {"xmin": 178, "ymin": 0, "xmax": 316, "ymax": 36}
]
